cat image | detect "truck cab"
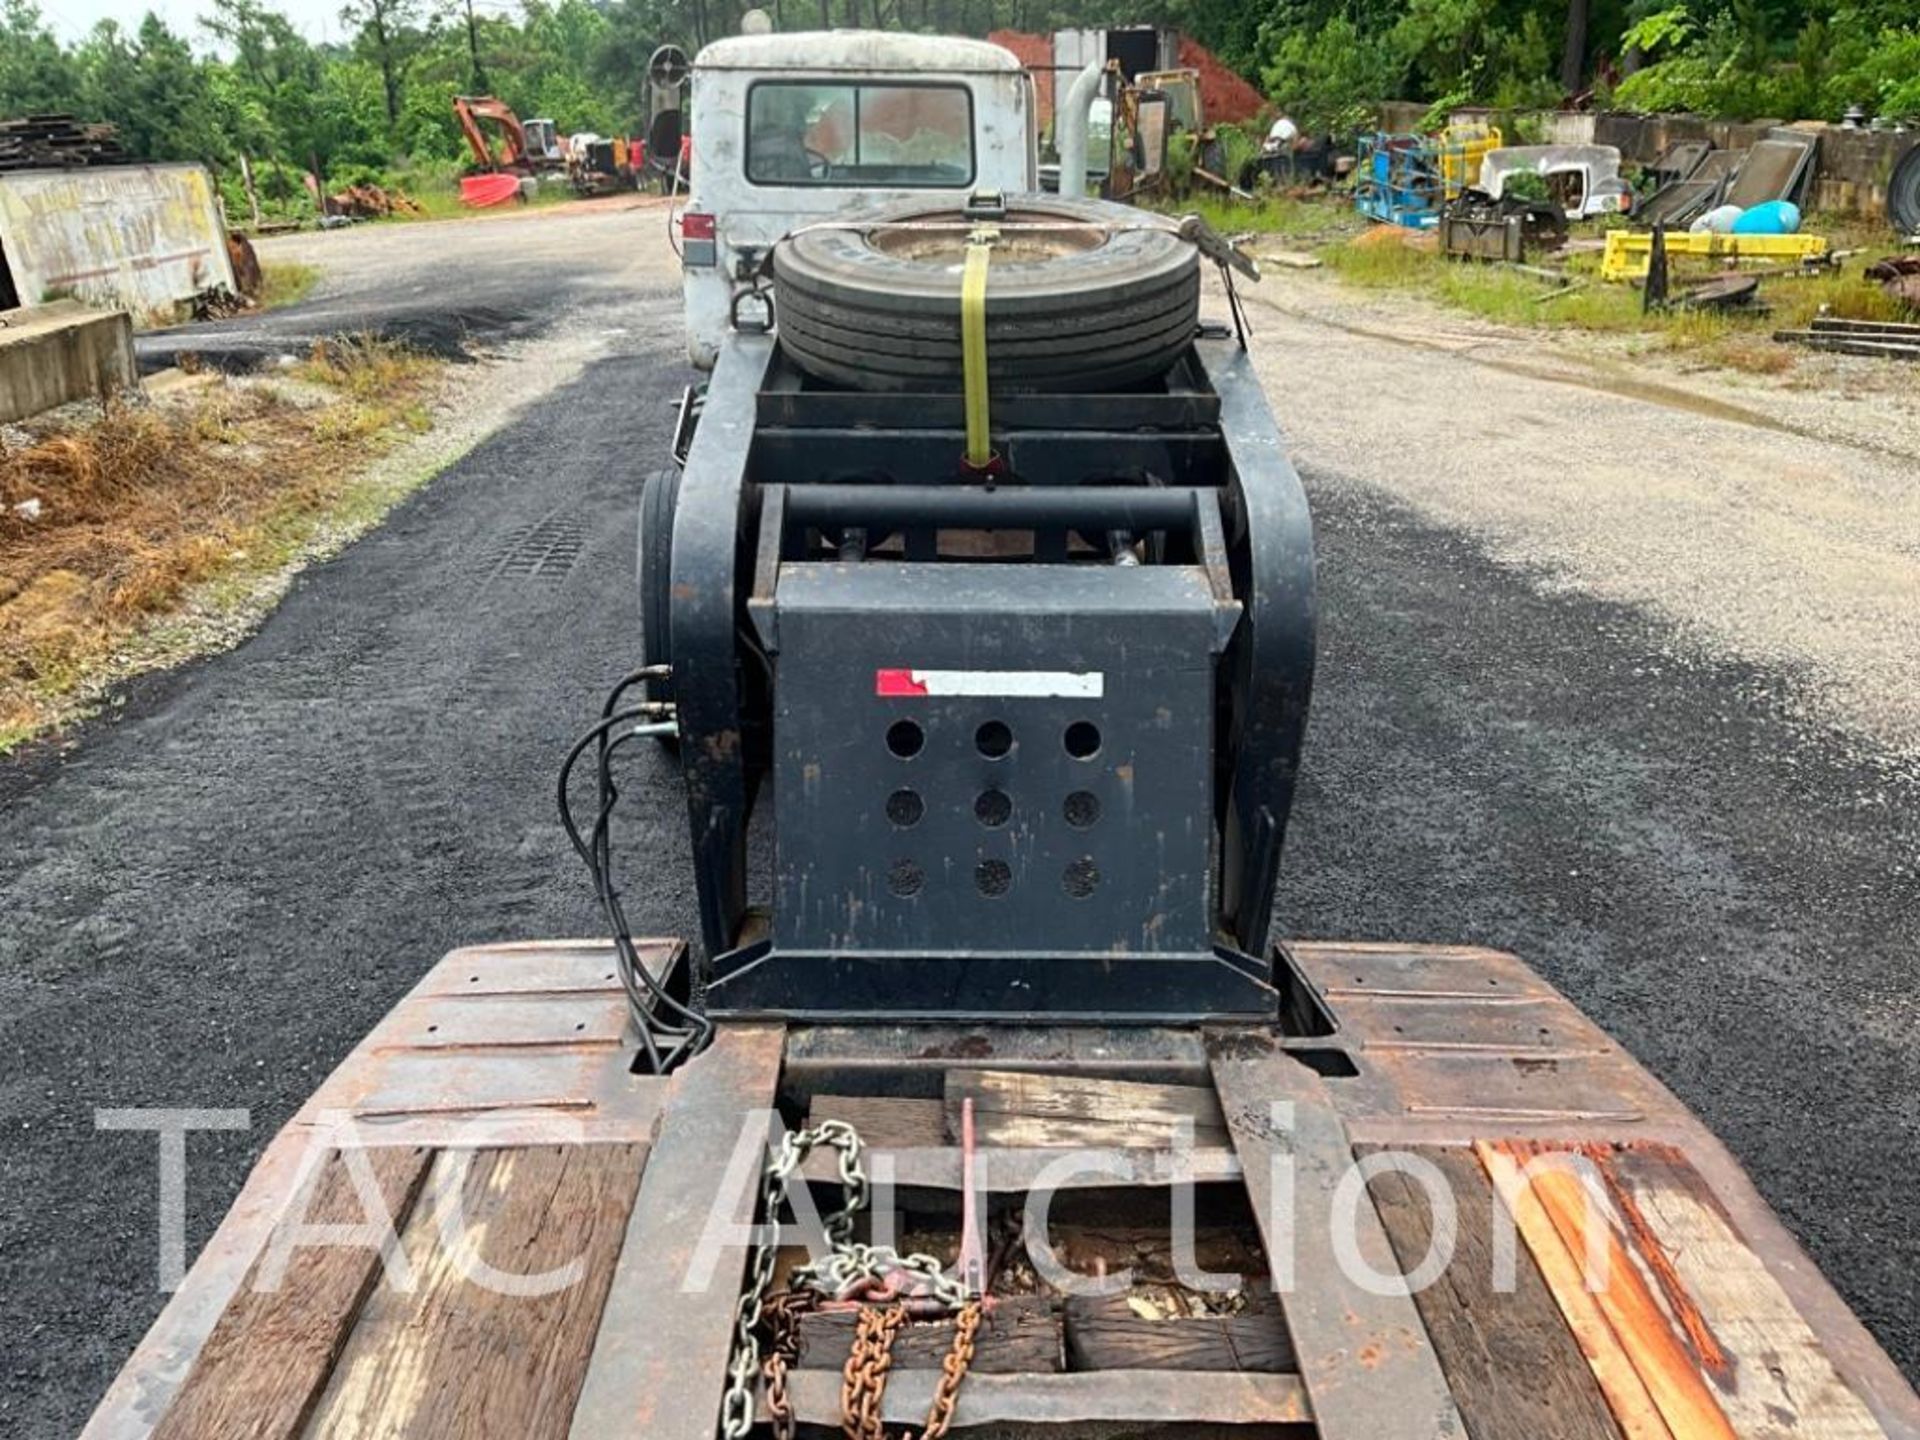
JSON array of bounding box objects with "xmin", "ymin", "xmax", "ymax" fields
[{"xmin": 679, "ymin": 30, "xmax": 1037, "ymax": 370}]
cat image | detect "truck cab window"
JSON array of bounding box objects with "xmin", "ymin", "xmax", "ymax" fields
[{"xmin": 746, "ymin": 82, "xmax": 973, "ymax": 186}]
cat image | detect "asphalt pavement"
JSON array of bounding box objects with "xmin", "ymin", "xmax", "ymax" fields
[{"xmin": 3, "ymin": 213, "xmax": 1915, "ymax": 1433}]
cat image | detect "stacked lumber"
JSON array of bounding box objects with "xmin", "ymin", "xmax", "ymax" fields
[
  {"xmin": 0, "ymin": 114, "xmax": 128, "ymax": 172},
  {"xmin": 1774, "ymin": 315, "xmax": 1920, "ymax": 360}
]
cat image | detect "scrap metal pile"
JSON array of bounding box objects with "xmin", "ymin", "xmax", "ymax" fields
[
  {"xmin": 1774, "ymin": 313, "xmax": 1920, "ymax": 360},
  {"xmin": 0, "ymin": 114, "xmax": 127, "ymax": 172}
]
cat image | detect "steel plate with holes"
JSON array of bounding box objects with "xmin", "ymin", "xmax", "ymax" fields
[{"xmin": 768, "ymin": 561, "xmax": 1219, "ymax": 959}]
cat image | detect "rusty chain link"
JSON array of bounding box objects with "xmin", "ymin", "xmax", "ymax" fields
[
  {"xmin": 840, "ymin": 1303, "xmax": 907, "ymax": 1440},
  {"xmin": 837, "ymin": 1299, "xmax": 982, "ymax": 1440},
  {"xmin": 921, "ymin": 1301, "xmax": 983, "ymax": 1440},
  {"xmin": 717, "ymin": 1120, "xmax": 967, "ymax": 1439},
  {"xmin": 761, "ymin": 1289, "xmax": 818, "ymax": 1440}
]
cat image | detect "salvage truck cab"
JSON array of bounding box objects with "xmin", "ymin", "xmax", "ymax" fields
[{"xmin": 679, "ymin": 31, "xmax": 1037, "ymax": 369}]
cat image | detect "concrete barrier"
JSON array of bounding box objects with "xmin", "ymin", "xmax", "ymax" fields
[
  {"xmin": 0, "ymin": 300, "xmax": 137, "ymax": 424},
  {"xmin": 0, "ymin": 163, "xmax": 235, "ymax": 318}
]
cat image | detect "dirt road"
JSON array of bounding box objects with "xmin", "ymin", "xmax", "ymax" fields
[{"xmin": 2, "ymin": 205, "xmax": 1915, "ymax": 1433}]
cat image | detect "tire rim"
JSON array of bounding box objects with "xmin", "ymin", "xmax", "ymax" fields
[{"xmin": 865, "ymin": 207, "xmax": 1111, "ymax": 265}]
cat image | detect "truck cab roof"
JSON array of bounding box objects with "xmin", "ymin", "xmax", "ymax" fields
[{"xmin": 692, "ymin": 29, "xmax": 1025, "ymax": 74}]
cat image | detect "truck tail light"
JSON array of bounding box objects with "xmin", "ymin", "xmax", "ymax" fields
[{"xmin": 682, "ymin": 210, "xmax": 717, "ymax": 267}]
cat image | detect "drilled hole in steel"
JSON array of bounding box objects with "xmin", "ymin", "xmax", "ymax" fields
[
  {"xmin": 975, "ymin": 720, "xmax": 1013, "ymax": 759},
  {"xmin": 975, "ymin": 858, "xmax": 1012, "ymax": 897},
  {"xmin": 886, "ymin": 788, "xmax": 926, "ymax": 827},
  {"xmin": 1063, "ymin": 790, "xmax": 1101, "ymax": 828},
  {"xmin": 888, "ymin": 859, "xmax": 925, "ymax": 897},
  {"xmin": 1064, "ymin": 721, "xmax": 1101, "ymax": 759},
  {"xmin": 974, "ymin": 788, "xmax": 1012, "ymax": 827},
  {"xmin": 1063, "ymin": 857, "xmax": 1101, "ymax": 899},
  {"xmin": 887, "ymin": 719, "xmax": 925, "ymax": 759}
]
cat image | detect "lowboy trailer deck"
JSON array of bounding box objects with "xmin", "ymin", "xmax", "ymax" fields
[{"xmin": 86, "ymin": 937, "xmax": 1920, "ymax": 1438}]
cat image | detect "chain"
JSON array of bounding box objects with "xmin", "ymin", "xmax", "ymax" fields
[
  {"xmin": 717, "ymin": 1120, "xmax": 962, "ymax": 1439},
  {"xmin": 761, "ymin": 1290, "xmax": 818, "ymax": 1440},
  {"xmin": 840, "ymin": 1304, "xmax": 907, "ymax": 1440},
  {"xmin": 921, "ymin": 1302, "xmax": 983, "ymax": 1440},
  {"xmin": 837, "ymin": 1300, "xmax": 983, "ymax": 1440}
]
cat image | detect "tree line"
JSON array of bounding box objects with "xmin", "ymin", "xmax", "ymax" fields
[{"xmin": 2, "ymin": 0, "xmax": 1915, "ymax": 209}]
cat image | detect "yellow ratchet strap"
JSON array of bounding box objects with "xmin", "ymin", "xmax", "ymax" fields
[{"xmin": 961, "ymin": 224, "xmax": 997, "ymax": 469}]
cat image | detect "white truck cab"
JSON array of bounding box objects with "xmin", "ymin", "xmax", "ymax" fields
[{"xmin": 679, "ymin": 30, "xmax": 1037, "ymax": 370}]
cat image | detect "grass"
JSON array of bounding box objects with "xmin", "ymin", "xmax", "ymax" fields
[
  {"xmin": 0, "ymin": 338, "xmax": 442, "ymax": 749},
  {"xmin": 1310, "ymin": 204, "xmax": 1915, "ymax": 368},
  {"xmin": 1152, "ymin": 190, "xmax": 1366, "ymax": 245},
  {"xmin": 258, "ymin": 260, "xmax": 321, "ymax": 310}
]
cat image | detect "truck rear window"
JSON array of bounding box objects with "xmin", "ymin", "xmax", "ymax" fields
[{"xmin": 746, "ymin": 82, "xmax": 973, "ymax": 187}]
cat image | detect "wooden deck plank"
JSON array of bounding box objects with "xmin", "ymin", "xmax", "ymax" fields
[
  {"xmin": 1477, "ymin": 1143, "xmax": 1675, "ymax": 1440},
  {"xmin": 1364, "ymin": 1145, "xmax": 1624, "ymax": 1440},
  {"xmin": 1524, "ymin": 1157, "xmax": 1739, "ymax": 1440},
  {"xmin": 565, "ymin": 1024, "xmax": 786, "ymax": 1440},
  {"xmin": 152, "ymin": 1146, "xmax": 435, "ymax": 1440},
  {"xmin": 1063, "ymin": 1291, "xmax": 1297, "ymax": 1374},
  {"xmin": 807, "ymin": 1093, "xmax": 948, "ymax": 1148},
  {"xmin": 796, "ymin": 1295, "xmax": 1060, "ymax": 1372},
  {"xmin": 1211, "ymin": 1044, "xmax": 1464, "ymax": 1438},
  {"xmin": 302, "ymin": 1142, "xmax": 647, "ymax": 1439},
  {"xmin": 946, "ymin": 1069, "xmax": 1229, "ymax": 1149},
  {"xmin": 1609, "ymin": 1146, "xmax": 1888, "ymax": 1440}
]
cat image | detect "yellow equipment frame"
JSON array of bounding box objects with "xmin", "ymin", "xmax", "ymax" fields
[{"xmin": 1601, "ymin": 229, "xmax": 1829, "ymax": 282}]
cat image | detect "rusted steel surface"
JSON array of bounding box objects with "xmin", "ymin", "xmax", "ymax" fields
[
  {"xmin": 768, "ymin": 1369, "xmax": 1314, "ymax": 1429},
  {"xmin": 566, "ymin": 1023, "xmax": 786, "ymax": 1440},
  {"xmin": 1289, "ymin": 941, "xmax": 1674, "ymax": 1140},
  {"xmin": 785, "ymin": 1022, "xmax": 1214, "ymax": 1080},
  {"xmin": 0, "ymin": 164, "xmax": 235, "ymax": 315},
  {"xmin": 294, "ymin": 939, "xmax": 680, "ymax": 1148},
  {"xmin": 1212, "ymin": 1041, "xmax": 1466, "ymax": 1439}
]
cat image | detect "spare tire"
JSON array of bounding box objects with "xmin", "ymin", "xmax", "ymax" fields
[
  {"xmin": 1891, "ymin": 143, "xmax": 1920, "ymax": 238},
  {"xmin": 772, "ymin": 194, "xmax": 1199, "ymax": 393}
]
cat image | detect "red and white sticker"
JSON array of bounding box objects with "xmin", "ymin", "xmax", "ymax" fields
[{"xmin": 875, "ymin": 668, "xmax": 1104, "ymax": 699}]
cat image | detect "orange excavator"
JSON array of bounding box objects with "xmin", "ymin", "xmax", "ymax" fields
[
  {"xmin": 453, "ymin": 94, "xmax": 570, "ymax": 206},
  {"xmin": 451, "ymin": 96, "xmax": 564, "ymax": 176},
  {"xmin": 453, "ymin": 94, "xmax": 548, "ymax": 174}
]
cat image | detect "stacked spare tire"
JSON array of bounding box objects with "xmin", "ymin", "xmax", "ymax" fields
[{"xmin": 771, "ymin": 194, "xmax": 1201, "ymax": 393}]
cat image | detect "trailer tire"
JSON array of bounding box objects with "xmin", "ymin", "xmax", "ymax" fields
[
  {"xmin": 772, "ymin": 195, "xmax": 1201, "ymax": 393},
  {"xmin": 637, "ymin": 466, "xmax": 680, "ymax": 753}
]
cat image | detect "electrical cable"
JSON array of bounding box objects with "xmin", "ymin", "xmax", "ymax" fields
[{"xmin": 557, "ymin": 685, "xmax": 711, "ymax": 1073}]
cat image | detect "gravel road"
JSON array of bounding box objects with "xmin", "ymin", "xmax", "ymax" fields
[{"xmin": 3, "ymin": 207, "xmax": 1915, "ymax": 1433}]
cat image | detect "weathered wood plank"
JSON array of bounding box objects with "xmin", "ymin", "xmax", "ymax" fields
[
  {"xmin": 153, "ymin": 1146, "xmax": 434, "ymax": 1440},
  {"xmin": 304, "ymin": 1142, "xmax": 648, "ymax": 1439},
  {"xmin": 1062, "ymin": 1291, "xmax": 1296, "ymax": 1374},
  {"xmin": 1610, "ymin": 1146, "xmax": 1887, "ymax": 1440},
  {"xmin": 1363, "ymin": 1145, "xmax": 1623, "ymax": 1440},
  {"xmin": 1210, "ymin": 1045, "xmax": 1463, "ymax": 1439},
  {"xmin": 947, "ymin": 1070, "xmax": 1229, "ymax": 1149},
  {"xmin": 808, "ymin": 1093, "xmax": 949, "ymax": 1148},
  {"xmin": 796, "ymin": 1296, "xmax": 1061, "ymax": 1373},
  {"xmin": 1523, "ymin": 1155, "xmax": 1738, "ymax": 1440},
  {"xmin": 566, "ymin": 1024, "xmax": 786, "ymax": 1440},
  {"xmin": 1476, "ymin": 1143, "xmax": 1674, "ymax": 1440}
]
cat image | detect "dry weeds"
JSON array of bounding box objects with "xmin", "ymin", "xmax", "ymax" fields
[{"xmin": 0, "ymin": 338, "xmax": 438, "ymax": 746}]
